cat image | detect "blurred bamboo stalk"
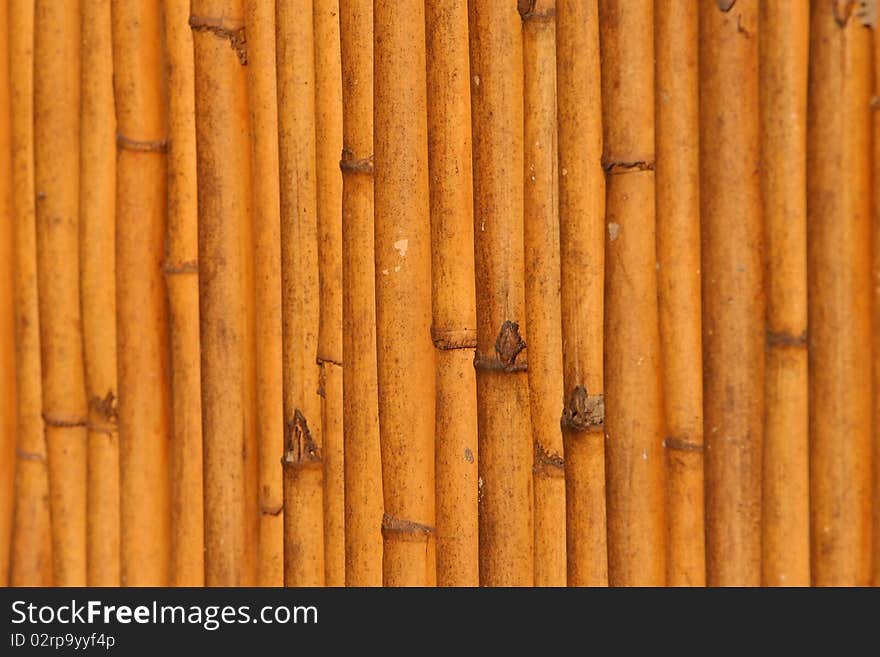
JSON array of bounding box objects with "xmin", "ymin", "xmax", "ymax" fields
[
  {"xmin": 314, "ymin": 0, "xmax": 345, "ymax": 588},
  {"xmin": 164, "ymin": 0, "xmax": 204, "ymax": 588},
  {"xmin": 520, "ymin": 0, "xmax": 566, "ymax": 588},
  {"xmin": 425, "ymin": 0, "xmax": 479, "ymax": 587},
  {"xmin": 9, "ymin": 0, "xmax": 52, "ymax": 586},
  {"xmin": 34, "ymin": 0, "xmax": 88, "ymax": 586},
  {"xmin": 82, "ymin": 0, "xmax": 118, "ymax": 586},
  {"xmin": 655, "ymin": 0, "xmax": 705, "ymax": 587},
  {"xmin": 600, "ymin": 0, "xmax": 666, "ymax": 586},
  {"xmin": 191, "ymin": 0, "xmax": 250, "ymax": 586},
  {"xmin": 277, "ymin": 0, "xmax": 325, "ymax": 587},
  {"xmin": 873, "ymin": 17, "xmax": 880, "ymax": 589},
  {"xmin": 469, "ymin": 1, "xmax": 534, "ymax": 586},
  {"xmin": 807, "ymin": 0, "xmax": 873, "ymax": 586},
  {"xmin": 556, "ymin": 0, "xmax": 607, "ymax": 587},
  {"xmin": 699, "ymin": 0, "xmax": 764, "ymax": 586},
  {"xmin": 759, "ymin": 0, "xmax": 810, "ymax": 587},
  {"xmin": 339, "ymin": 0, "xmax": 383, "ymax": 587}
]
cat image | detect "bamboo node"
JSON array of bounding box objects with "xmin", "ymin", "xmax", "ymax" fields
[
  {"xmin": 431, "ymin": 326, "xmax": 477, "ymax": 350},
  {"xmin": 871, "ymin": 96, "xmax": 879, "ymax": 110},
  {"xmin": 339, "ymin": 148, "xmax": 374, "ymax": 175},
  {"xmin": 163, "ymin": 259, "xmax": 199, "ymax": 275},
  {"xmin": 533, "ymin": 441, "xmax": 564, "ymax": 478},
  {"xmin": 663, "ymin": 437, "xmax": 704, "ymax": 453},
  {"xmin": 766, "ymin": 329, "xmax": 808, "ymax": 349},
  {"xmin": 518, "ymin": 0, "xmax": 556, "ymax": 22},
  {"xmin": 283, "ymin": 409, "xmax": 321, "ymax": 465},
  {"xmin": 859, "ymin": 0, "xmax": 878, "ymax": 27},
  {"xmin": 381, "ymin": 513, "xmax": 434, "ymax": 542},
  {"xmin": 117, "ymin": 133, "xmax": 168, "ymax": 153},
  {"xmin": 188, "ymin": 15, "xmax": 247, "ymax": 65},
  {"xmin": 603, "ymin": 160, "xmax": 654, "ymax": 175},
  {"xmin": 832, "ymin": 0, "xmax": 857, "ymax": 26},
  {"xmin": 89, "ymin": 391, "xmax": 118, "ymax": 423},
  {"xmin": 41, "ymin": 413, "xmax": 87, "ymax": 428},
  {"xmin": 715, "ymin": 0, "xmax": 736, "ymax": 11},
  {"xmin": 260, "ymin": 503, "xmax": 284, "ymax": 517},
  {"xmin": 15, "ymin": 448, "xmax": 47, "ymax": 463},
  {"xmin": 316, "ymin": 355, "xmax": 343, "ymax": 367},
  {"xmin": 561, "ymin": 385, "xmax": 604, "ymax": 432}
]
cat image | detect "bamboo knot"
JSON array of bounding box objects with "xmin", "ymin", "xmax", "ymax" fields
[
  {"xmin": 431, "ymin": 326, "xmax": 477, "ymax": 351},
  {"xmin": 474, "ymin": 320, "xmax": 527, "ymax": 372},
  {"xmin": 16, "ymin": 448, "xmax": 46, "ymax": 463},
  {"xmin": 283, "ymin": 409, "xmax": 321, "ymax": 465},
  {"xmin": 860, "ymin": 0, "xmax": 878, "ymax": 27},
  {"xmin": 534, "ymin": 442, "xmax": 564, "ymax": 478},
  {"xmin": 766, "ymin": 329, "xmax": 808, "ymax": 349},
  {"xmin": 339, "ymin": 149, "xmax": 374, "ymax": 175},
  {"xmin": 518, "ymin": 0, "xmax": 556, "ymax": 22},
  {"xmin": 603, "ymin": 160, "xmax": 654, "ymax": 175},
  {"xmin": 89, "ymin": 391, "xmax": 118, "ymax": 423},
  {"xmin": 830, "ymin": 0, "xmax": 876, "ymax": 26},
  {"xmin": 561, "ymin": 385, "xmax": 604, "ymax": 432},
  {"xmin": 715, "ymin": 0, "xmax": 736, "ymax": 11},
  {"xmin": 189, "ymin": 15, "xmax": 247, "ymax": 65},
  {"xmin": 381, "ymin": 513, "xmax": 434, "ymax": 542},
  {"xmin": 42, "ymin": 413, "xmax": 87, "ymax": 428},
  {"xmin": 117, "ymin": 133, "xmax": 168, "ymax": 153},
  {"xmin": 163, "ymin": 260, "xmax": 199, "ymax": 275},
  {"xmin": 260, "ymin": 503, "xmax": 284, "ymax": 517},
  {"xmin": 663, "ymin": 437, "xmax": 704, "ymax": 453}
]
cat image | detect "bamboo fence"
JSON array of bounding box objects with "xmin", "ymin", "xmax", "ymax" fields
[{"xmin": 0, "ymin": 0, "xmax": 878, "ymax": 588}]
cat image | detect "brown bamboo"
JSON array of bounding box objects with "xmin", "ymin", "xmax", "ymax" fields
[
  {"xmin": 244, "ymin": 0, "xmax": 283, "ymax": 588},
  {"xmin": 556, "ymin": 0, "xmax": 607, "ymax": 587},
  {"xmin": 164, "ymin": 0, "xmax": 204, "ymax": 588},
  {"xmin": 9, "ymin": 0, "xmax": 52, "ymax": 587},
  {"xmin": 520, "ymin": 0, "xmax": 566, "ymax": 587},
  {"xmin": 655, "ymin": 0, "xmax": 705, "ymax": 587},
  {"xmin": 807, "ymin": 0, "xmax": 873, "ymax": 586},
  {"xmin": 699, "ymin": 0, "xmax": 764, "ymax": 587},
  {"xmin": 314, "ymin": 0, "xmax": 345, "ymax": 587},
  {"xmin": 873, "ymin": 17, "xmax": 880, "ymax": 588},
  {"xmin": 34, "ymin": 0, "xmax": 88, "ymax": 586},
  {"xmin": 0, "ymin": 0, "xmax": 15, "ymax": 586},
  {"xmin": 191, "ymin": 0, "xmax": 250, "ymax": 586},
  {"xmin": 759, "ymin": 0, "xmax": 810, "ymax": 587},
  {"xmin": 425, "ymin": 0, "xmax": 479, "ymax": 587},
  {"xmin": 277, "ymin": 0, "xmax": 325, "ymax": 586},
  {"xmin": 374, "ymin": 0, "xmax": 435, "ymax": 587},
  {"xmin": 600, "ymin": 0, "xmax": 666, "ymax": 586},
  {"xmin": 469, "ymin": 1, "xmax": 534, "ymax": 586},
  {"xmin": 339, "ymin": 0, "xmax": 383, "ymax": 587},
  {"xmin": 81, "ymin": 0, "xmax": 119, "ymax": 586}
]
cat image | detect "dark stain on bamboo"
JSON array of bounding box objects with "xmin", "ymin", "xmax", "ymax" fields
[
  {"xmin": 116, "ymin": 134, "xmax": 168, "ymax": 153},
  {"xmin": 339, "ymin": 149, "xmax": 374, "ymax": 175},
  {"xmin": 473, "ymin": 320, "xmax": 527, "ymax": 372},
  {"xmin": 381, "ymin": 513, "xmax": 434, "ymax": 542},
  {"xmin": 518, "ymin": 0, "xmax": 556, "ymax": 22},
  {"xmin": 664, "ymin": 437, "xmax": 704, "ymax": 453},
  {"xmin": 561, "ymin": 385, "xmax": 604, "ymax": 432},
  {"xmin": 766, "ymin": 329, "xmax": 808, "ymax": 348},
  {"xmin": 188, "ymin": 15, "xmax": 247, "ymax": 65},
  {"xmin": 533, "ymin": 441, "xmax": 564, "ymax": 477},
  {"xmin": 716, "ymin": 0, "xmax": 737, "ymax": 12},
  {"xmin": 283, "ymin": 410, "xmax": 321, "ymax": 465}
]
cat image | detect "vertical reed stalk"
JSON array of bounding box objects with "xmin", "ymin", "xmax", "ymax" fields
[
  {"xmin": 425, "ymin": 0, "xmax": 479, "ymax": 587},
  {"xmin": 314, "ymin": 0, "xmax": 345, "ymax": 587},
  {"xmin": 244, "ymin": 0, "xmax": 283, "ymax": 588},
  {"xmin": 468, "ymin": 1, "xmax": 534, "ymax": 586},
  {"xmin": 520, "ymin": 0, "xmax": 566, "ymax": 587},
  {"xmin": 191, "ymin": 0, "xmax": 250, "ymax": 586},
  {"xmin": 339, "ymin": 0, "xmax": 383, "ymax": 586},
  {"xmin": 374, "ymin": 0, "xmax": 436, "ymax": 587},
  {"xmin": 655, "ymin": 0, "xmax": 705, "ymax": 587},
  {"xmin": 873, "ymin": 16, "xmax": 880, "ymax": 588},
  {"xmin": 164, "ymin": 0, "xmax": 204, "ymax": 588},
  {"xmin": 82, "ymin": 0, "xmax": 118, "ymax": 586},
  {"xmin": 277, "ymin": 0, "xmax": 325, "ymax": 586},
  {"xmin": 759, "ymin": 0, "xmax": 810, "ymax": 587},
  {"xmin": 700, "ymin": 0, "xmax": 764, "ymax": 586},
  {"xmin": 9, "ymin": 0, "xmax": 52, "ymax": 586},
  {"xmin": 600, "ymin": 0, "xmax": 666, "ymax": 586},
  {"xmin": 556, "ymin": 0, "xmax": 607, "ymax": 587},
  {"xmin": 34, "ymin": 0, "xmax": 88, "ymax": 586},
  {"xmin": 807, "ymin": 0, "xmax": 873, "ymax": 586}
]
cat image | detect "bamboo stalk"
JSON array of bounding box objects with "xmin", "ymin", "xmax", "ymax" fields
[
  {"xmin": 520, "ymin": 0, "xmax": 566, "ymax": 587},
  {"xmin": 468, "ymin": 1, "xmax": 534, "ymax": 586},
  {"xmin": 339, "ymin": 0, "xmax": 383, "ymax": 587},
  {"xmin": 9, "ymin": 0, "xmax": 52, "ymax": 587},
  {"xmin": 244, "ymin": 0, "xmax": 283, "ymax": 588},
  {"xmin": 82, "ymin": 0, "xmax": 119, "ymax": 587},
  {"xmin": 759, "ymin": 0, "xmax": 810, "ymax": 587},
  {"xmin": 314, "ymin": 0, "xmax": 345, "ymax": 587},
  {"xmin": 873, "ymin": 16, "xmax": 880, "ymax": 589},
  {"xmin": 164, "ymin": 0, "xmax": 204, "ymax": 588},
  {"xmin": 374, "ymin": 0, "xmax": 435, "ymax": 587},
  {"xmin": 425, "ymin": 0, "xmax": 479, "ymax": 587},
  {"xmin": 277, "ymin": 0, "xmax": 325, "ymax": 586},
  {"xmin": 34, "ymin": 0, "xmax": 88, "ymax": 586},
  {"xmin": 191, "ymin": 0, "xmax": 250, "ymax": 586},
  {"xmin": 599, "ymin": 0, "xmax": 666, "ymax": 586},
  {"xmin": 556, "ymin": 0, "xmax": 607, "ymax": 587},
  {"xmin": 655, "ymin": 0, "xmax": 705, "ymax": 587},
  {"xmin": 807, "ymin": 0, "xmax": 873, "ymax": 586},
  {"xmin": 699, "ymin": 0, "xmax": 764, "ymax": 587}
]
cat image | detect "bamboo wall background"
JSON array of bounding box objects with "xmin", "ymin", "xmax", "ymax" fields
[{"xmin": 0, "ymin": 0, "xmax": 878, "ymax": 588}]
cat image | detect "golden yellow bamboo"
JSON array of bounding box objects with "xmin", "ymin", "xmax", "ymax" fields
[
  {"xmin": 520, "ymin": 0, "xmax": 566, "ymax": 587},
  {"xmin": 469, "ymin": 1, "xmax": 534, "ymax": 586},
  {"xmin": 9, "ymin": 0, "xmax": 52, "ymax": 587},
  {"xmin": 807, "ymin": 0, "xmax": 873, "ymax": 586},
  {"xmin": 34, "ymin": 0, "xmax": 88, "ymax": 587},
  {"xmin": 600, "ymin": 0, "xmax": 666, "ymax": 586},
  {"xmin": 374, "ymin": 0, "xmax": 435, "ymax": 587},
  {"xmin": 314, "ymin": 0, "xmax": 345, "ymax": 587},
  {"xmin": 244, "ymin": 0, "xmax": 283, "ymax": 588},
  {"xmin": 556, "ymin": 0, "xmax": 607, "ymax": 587},
  {"xmin": 699, "ymin": 0, "xmax": 764, "ymax": 587},
  {"xmin": 873, "ymin": 19, "xmax": 880, "ymax": 589},
  {"xmin": 164, "ymin": 0, "xmax": 204, "ymax": 588},
  {"xmin": 191, "ymin": 0, "xmax": 250, "ymax": 586},
  {"xmin": 425, "ymin": 0, "xmax": 479, "ymax": 587},
  {"xmin": 339, "ymin": 0, "xmax": 383, "ymax": 587},
  {"xmin": 759, "ymin": 0, "xmax": 810, "ymax": 587},
  {"xmin": 277, "ymin": 0, "xmax": 325, "ymax": 586},
  {"xmin": 82, "ymin": 0, "xmax": 119, "ymax": 587},
  {"xmin": 655, "ymin": 0, "xmax": 704, "ymax": 587}
]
